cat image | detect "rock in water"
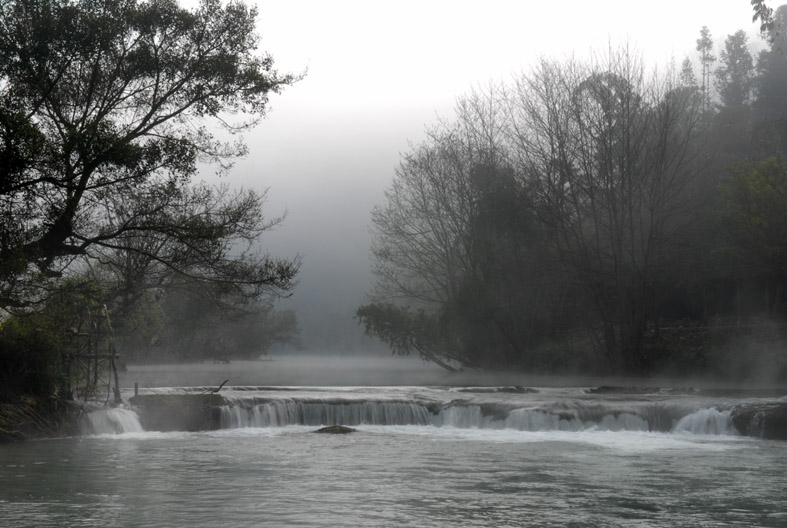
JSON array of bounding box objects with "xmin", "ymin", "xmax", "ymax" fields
[
  {"xmin": 313, "ymin": 425, "xmax": 356, "ymax": 434},
  {"xmin": 732, "ymin": 402, "xmax": 787, "ymax": 440}
]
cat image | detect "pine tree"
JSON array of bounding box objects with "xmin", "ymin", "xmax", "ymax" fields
[
  {"xmin": 716, "ymin": 30, "xmax": 754, "ymax": 109},
  {"xmin": 696, "ymin": 26, "xmax": 716, "ymax": 112},
  {"xmin": 680, "ymin": 57, "xmax": 698, "ymax": 87}
]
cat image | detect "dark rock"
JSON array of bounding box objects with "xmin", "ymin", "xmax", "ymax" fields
[
  {"xmin": 498, "ymin": 386, "xmax": 538, "ymax": 394},
  {"xmin": 732, "ymin": 402, "xmax": 787, "ymax": 440},
  {"xmin": 586, "ymin": 386, "xmax": 660, "ymax": 395},
  {"xmin": 456, "ymin": 386, "xmax": 537, "ymax": 394},
  {"xmin": 313, "ymin": 425, "xmax": 356, "ymax": 434}
]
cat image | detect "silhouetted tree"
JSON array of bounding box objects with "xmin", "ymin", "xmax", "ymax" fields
[
  {"xmin": 358, "ymin": 87, "xmax": 565, "ymax": 370},
  {"xmin": 152, "ymin": 287, "xmax": 301, "ymax": 361},
  {"xmin": 716, "ymin": 30, "xmax": 755, "ymax": 109},
  {"xmin": 680, "ymin": 57, "xmax": 698, "ymax": 87},
  {"xmin": 92, "ymin": 182, "xmax": 298, "ymax": 324},
  {"xmin": 506, "ymin": 50, "xmax": 710, "ymax": 372},
  {"xmin": 0, "ymin": 0, "xmax": 299, "ymax": 310},
  {"xmin": 753, "ymin": 5, "xmax": 787, "ymax": 156},
  {"xmin": 718, "ymin": 156, "xmax": 787, "ymax": 314},
  {"xmin": 751, "ymin": 0, "xmax": 776, "ymax": 35},
  {"xmin": 696, "ymin": 26, "xmax": 717, "ymax": 112},
  {"xmin": 710, "ymin": 30, "xmax": 757, "ymax": 163}
]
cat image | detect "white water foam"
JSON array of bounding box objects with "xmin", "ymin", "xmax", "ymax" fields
[
  {"xmin": 672, "ymin": 408, "xmax": 738, "ymax": 435},
  {"xmin": 220, "ymin": 401, "xmax": 666, "ymax": 434},
  {"xmin": 85, "ymin": 408, "xmax": 144, "ymax": 435},
  {"xmin": 357, "ymin": 425, "xmax": 748, "ymax": 452}
]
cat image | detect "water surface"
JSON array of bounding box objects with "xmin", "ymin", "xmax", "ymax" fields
[{"xmin": 2, "ymin": 382, "xmax": 786, "ymax": 527}]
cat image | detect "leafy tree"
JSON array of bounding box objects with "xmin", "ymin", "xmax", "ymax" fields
[
  {"xmin": 91, "ymin": 182, "xmax": 298, "ymax": 324},
  {"xmin": 718, "ymin": 156, "xmax": 787, "ymax": 313},
  {"xmin": 363, "ymin": 49, "xmax": 714, "ymax": 374},
  {"xmin": 358, "ymin": 87, "xmax": 566, "ymax": 370},
  {"xmin": 153, "ymin": 286, "xmax": 300, "ymax": 361},
  {"xmin": 356, "ymin": 303, "xmax": 461, "ymax": 372},
  {"xmin": 365, "ymin": 93, "xmax": 506, "ymax": 309},
  {"xmin": 753, "ymin": 6, "xmax": 787, "ymax": 156},
  {"xmin": 507, "ymin": 50, "xmax": 710, "ymax": 372},
  {"xmin": 442, "ymin": 163, "xmax": 565, "ymax": 368},
  {"xmin": 0, "ymin": 0, "xmax": 298, "ymax": 310},
  {"xmin": 359, "ymin": 115, "xmax": 501, "ymax": 369},
  {"xmin": 706, "ymin": 30, "xmax": 757, "ymax": 165},
  {"xmin": 236, "ymin": 306, "xmax": 300, "ymax": 357},
  {"xmin": 0, "ymin": 278, "xmax": 105, "ymax": 400},
  {"xmin": 751, "ymin": 0, "xmax": 776, "ymax": 35},
  {"xmin": 755, "ymin": 6, "xmax": 787, "ymax": 115},
  {"xmin": 359, "ymin": 160, "xmax": 560, "ymax": 370}
]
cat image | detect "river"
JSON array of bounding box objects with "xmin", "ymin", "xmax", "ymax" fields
[{"xmin": 1, "ymin": 358, "xmax": 786, "ymax": 527}]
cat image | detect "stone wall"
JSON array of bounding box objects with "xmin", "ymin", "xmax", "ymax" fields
[{"xmin": 129, "ymin": 393, "xmax": 225, "ymax": 432}]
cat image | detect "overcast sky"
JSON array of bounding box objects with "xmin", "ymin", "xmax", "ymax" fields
[{"xmin": 200, "ymin": 0, "xmax": 768, "ymax": 351}]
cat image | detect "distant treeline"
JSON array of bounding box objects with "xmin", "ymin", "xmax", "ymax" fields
[{"xmin": 358, "ymin": 11, "xmax": 787, "ymax": 379}]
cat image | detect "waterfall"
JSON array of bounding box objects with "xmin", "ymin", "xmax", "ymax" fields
[
  {"xmin": 85, "ymin": 408, "xmax": 144, "ymax": 434},
  {"xmin": 498, "ymin": 409, "xmax": 649, "ymax": 432},
  {"xmin": 433, "ymin": 406, "xmax": 649, "ymax": 432},
  {"xmin": 220, "ymin": 400, "xmax": 434, "ymax": 428},
  {"xmin": 672, "ymin": 408, "xmax": 738, "ymax": 435},
  {"xmin": 219, "ymin": 400, "xmax": 675, "ymax": 433},
  {"xmin": 435, "ymin": 405, "xmax": 488, "ymax": 428}
]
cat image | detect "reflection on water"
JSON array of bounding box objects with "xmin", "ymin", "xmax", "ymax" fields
[{"xmin": 2, "ymin": 424, "xmax": 786, "ymax": 527}]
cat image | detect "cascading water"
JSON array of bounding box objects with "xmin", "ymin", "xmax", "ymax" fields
[
  {"xmin": 8, "ymin": 383, "xmax": 784, "ymax": 528},
  {"xmin": 85, "ymin": 407, "xmax": 144, "ymax": 434},
  {"xmin": 672, "ymin": 408, "xmax": 738, "ymax": 435},
  {"xmin": 217, "ymin": 397, "xmax": 734, "ymax": 434},
  {"xmin": 7, "ymin": 386, "xmax": 787, "ymax": 528},
  {"xmin": 124, "ymin": 384, "xmax": 787, "ymax": 439},
  {"xmin": 220, "ymin": 400, "xmax": 434, "ymax": 428}
]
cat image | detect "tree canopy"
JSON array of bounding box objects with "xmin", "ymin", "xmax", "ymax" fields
[
  {"xmin": 360, "ymin": 34, "xmax": 787, "ymax": 377},
  {"xmin": 0, "ymin": 0, "xmax": 299, "ymax": 310}
]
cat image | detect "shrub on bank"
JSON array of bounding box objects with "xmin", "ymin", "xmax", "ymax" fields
[{"xmin": 0, "ymin": 319, "xmax": 64, "ymax": 402}]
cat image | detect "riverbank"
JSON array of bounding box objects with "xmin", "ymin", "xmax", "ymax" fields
[{"xmin": 0, "ymin": 396, "xmax": 82, "ymax": 443}]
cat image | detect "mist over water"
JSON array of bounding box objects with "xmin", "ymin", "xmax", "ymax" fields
[
  {"xmin": 5, "ymin": 1, "xmax": 787, "ymax": 527},
  {"xmin": 120, "ymin": 355, "xmax": 787, "ymax": 390},
  {"xmin": 121, "ymin": 355, "xmax": 448, "ymax": 388}
]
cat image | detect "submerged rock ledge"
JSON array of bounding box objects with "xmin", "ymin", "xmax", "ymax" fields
[
  {"xmin": 586, "ymin": 386, "xmax": 787, "ymax": 398},
  {"xmin": 126, "ymin": 391, "xmax": 787, "ymax": 440},
  {"xmin": 129, "ymin": 393, "xmax": 225, "ymax": 432}
]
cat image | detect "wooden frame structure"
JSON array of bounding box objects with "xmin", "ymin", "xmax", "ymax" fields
[{"xmin": 65, "ymin": 305, "xmax": 122, "ymax": 405}]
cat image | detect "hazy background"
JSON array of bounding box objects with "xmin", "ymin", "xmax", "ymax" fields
[
  {"xmin": 121, "ymin": 356, "xmax": 768, "ymax": 388},
  {"xmin": 200, "ymin": 0, "xmax": 766, "ymax": 353}
]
